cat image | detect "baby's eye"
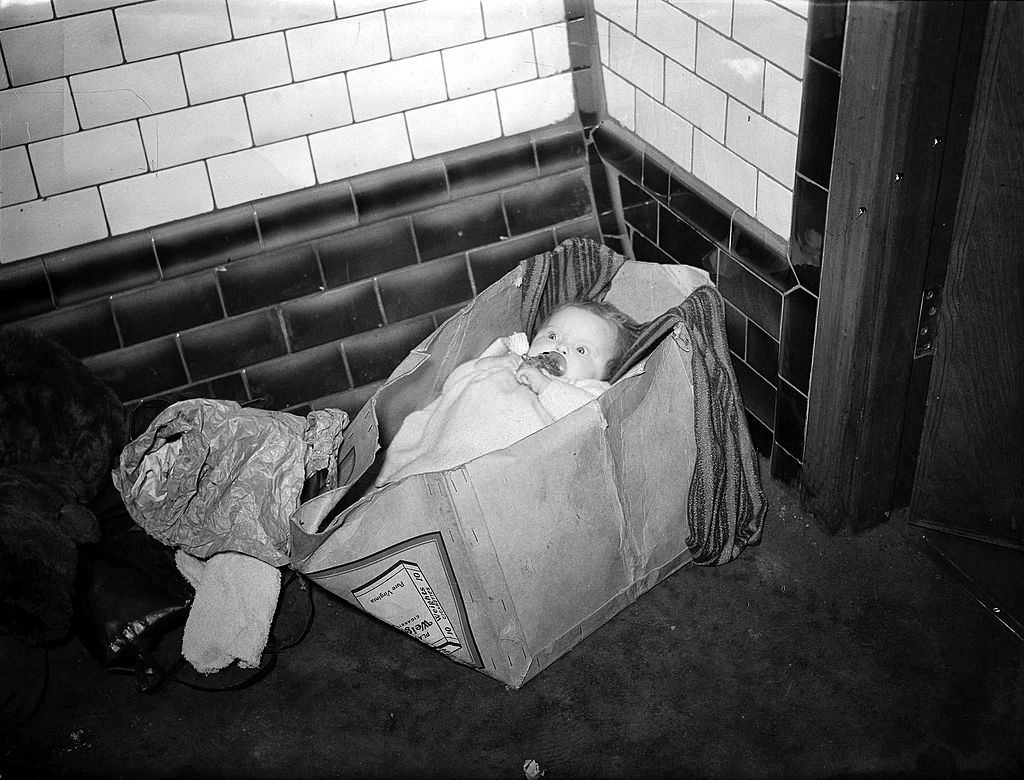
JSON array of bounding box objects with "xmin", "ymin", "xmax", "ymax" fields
[
  {"xmin": 576, "ymin": 346, "xmax": 587, "ymax": 355},
  {"xmin": 546, "ymin": 331, "xmax": 557, "ymax": 340}
]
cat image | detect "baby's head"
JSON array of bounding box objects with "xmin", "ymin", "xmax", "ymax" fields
[{"xmin": 528, "ymin": 301, "xmax": 635, "ymax": 382}]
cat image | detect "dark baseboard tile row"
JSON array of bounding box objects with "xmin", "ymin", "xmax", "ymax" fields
[
  {"xmin": 78, "ymin": 216, "xmax": 601, "ymax": 411},
  {"xmin": 0, "ymin": 120, "xmax": 588, "ymax": 326}
]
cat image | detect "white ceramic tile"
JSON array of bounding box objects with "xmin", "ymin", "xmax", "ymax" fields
[
  {"xmin": 772, "ymin": 0, "xmax": 809, "ymax": 19},
  {"xmin": 733, "ymin": 0, "xmax": 807, "ymax": 77},
  {"xmin": 595, "ymin": 0, "xmax": 637, "ymax": 33},
  {"xmin": 227, "ymin": 0, "xmax": 335, "ymax": 38},
  {"xmin": 533, "ymin": 23, "xmax": 570, "ymax": 77},
  {"xmin": 335, "ymin": 0, "xmax": 419, "ymax": 17},
  {"xmin": 0, "ymin": 146, "xmax": 37, "ymax": 207},
  {"xmin": 497, "ymin": 71, "xmax": 574, "ymax": 136},
  {"xmin": 181, "ymin": 34, "xmax": 292, "ymax": 104},
  {"xmin": 208, "ymin": 138, "xmax": 315, "ymax": 207},
  {"xmin": 692, "ymin": 130, "xmax": 757, "ymax": 215},
  {"xmin": 386, "ymin": 0, "xmax": 484, "ymax": 59},
  {"xmin": 0, "ymin": 188, "xmax": 107, "ymax": 262},
  {"xmin": 247, "ymin": 74, "xmax": 353, "ymax": 146},
  {"xmin": 347, "ymin": 53, "xmax": 447, "ymax": 122},
  {"xmin": 695, "ymin": 24, "xmax": 763, "ymax": 109},
  {"xmin": 100, "ymin": 163, "xmax": 213, "ymax": 235},
  {"xmin": 638, "ymin": 0, "xmax": 697, "ymax": 69},
  {"xmin": 636, "ymin": 91, "xmax": 693, "ymax": 171},
  {"xmin": 602, "ymin": 66, "xmax": 635, "ymax": 131},
  {"xmin": 764, "ymin": 62, "xmax": 802, "ymax": 133},
  {"xmin": 0, "ymin": 79, "xmax": 79, "ymax": 149},
  {"xmin": 30, "ymin": 121, "xmax": 147, "ymax": 196},
  {"xmin": 481, "ymin": 0, "xmax": 564, "ymax": 37},
  {"xmin": 309, "ymin": 114, "xmax": 411, "ymax": 182},
  {"xmin": 139, "ymin": 99, "xmax": 252, "ymax": 170},
  {"xmin": 609, "ymin": 25, "xmax": 663, "ymax": 100},
  {"xmin": 406, "ymin": 91, "xmax": 501, "ymax": 158},
  {"xmin": 0, "ymin": 0, "xmax": 53, "ymax": 30},
  {"xmin": 53, "ymin": 0, "xmax": 139, "ymax": 14},
  {"xmin": 668, "ymin": 0, "xmax": 733, "ymax": 36},
  {"xmin": 725, "ymin": 98, "xmax": 796, "ymax": 184},
  {"xmin": 598, "ymin": 16, "xmax": 610, "ymax": 66},
  {"xmin": 116, "ymin": 0, "xmax": 231, "ymax": 61},
  {"xmin": 756, "ymin": 170, "xmax": 792, "ymax": 239},
  {"xmin": 286, "ymin": 13, "xmax": 390, "ymax": 81},
  {"xmin": 0, "ymin": 12, "xmax": 121, "ymax": 86},
  {"xmin": 71, "ymin": 57, "xmax": 188, "ymax": 130},
  {"xmin": 664, "ymin": 59, "xmax": 727, "ymax": 142},
  {"xmin": 442, "ymin": 32, "xmax": 536, "ymax": 99}
]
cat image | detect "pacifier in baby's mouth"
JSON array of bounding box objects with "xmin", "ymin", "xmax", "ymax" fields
[{"xmin": 521, "ymin": 351, "xmax": 566, "ymax": 377}]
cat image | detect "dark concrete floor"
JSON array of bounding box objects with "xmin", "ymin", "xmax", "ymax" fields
[{"xmin": 3, "ymin": 470, "xmax": 1022, "ymax": 779}]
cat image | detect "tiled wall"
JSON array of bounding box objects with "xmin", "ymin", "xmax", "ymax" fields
[
  {"xmin": 0, "ymin": 0, "xmax": 573, "ymax": 263},
  {"xmin": 594, "ymin": 0, "xmax": 807, "ymax": 241},
  {"xmin": 1, "ymin": 123, "xmax": 599, "ymax": 418},
  {"xmin": 582, "ymin": 0, "xmax": 846, "ymax": 483}
]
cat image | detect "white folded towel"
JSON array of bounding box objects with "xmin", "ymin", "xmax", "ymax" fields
[{"xmin": 175, "ymin": 550, "xmax": 281, "ymax": 674}]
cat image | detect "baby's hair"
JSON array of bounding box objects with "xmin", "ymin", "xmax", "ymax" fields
[{"xmin": 537, "ymin": 300, "xmax": 637, "ymax": 380}]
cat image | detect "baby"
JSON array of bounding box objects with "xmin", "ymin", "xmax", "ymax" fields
[{"xmin": 376, "ymin": 301, "xmax": 635, "ymax": 485}]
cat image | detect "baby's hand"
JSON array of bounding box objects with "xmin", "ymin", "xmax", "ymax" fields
[{"xmin": 516, "ymin": 364, "xmax": 552, "ymax": 395}]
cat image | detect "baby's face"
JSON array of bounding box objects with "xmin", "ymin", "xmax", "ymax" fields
[{"xmin": 528, "ymin": 307, "xmax": 617, "ymax": 381}]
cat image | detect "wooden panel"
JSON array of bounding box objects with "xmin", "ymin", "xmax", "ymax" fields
[
  {"xmin": 911, "ymin": 3, "xmax": 1024, "ymax": 547},
  {"xmin": 802, "ymin": 2, "xmax": 976, "ymax": 532}
]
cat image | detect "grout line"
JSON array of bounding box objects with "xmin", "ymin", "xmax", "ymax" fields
[
  {"xmin": 372, "ymin": 277, "xmax": 389, "ymax": 326},
  {"xmin": 174, "ymin": 332, "xmax": 192, "ymax": 385},
  {"xmin": 108, "ymin": 295, "xmax": 125, "ymax": 348},
  {"xmin": 338, "ymin": 341, "xmax": 355, "ymax": 390}
]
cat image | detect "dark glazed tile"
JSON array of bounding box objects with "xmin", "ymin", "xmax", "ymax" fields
[
  {"xmin": 717, "ymin": 251, "xmax": 783, "ymax": 338},
  {"xmin": 589, "ymin": 161, "xmax": 614, "ymax": 215},
  {"xmin": 83, "ymin": 336, "xmax": 187, "ymax": 403},
  {"xmin": 667, "ymin": 173, "xmax": 731, "ymax": 245},
  {"xmin": 505, "ymin": 171, "xmax": 591, "ymax": 236},
  {"xmin": 343, "ymin": 315, "xmax": 436, "ymax": 386},
  {"xmin": 377, "ymin": 254, "xmax": 473, "ymax": 323},
  {"xmin": 179, "ymin": 309, "xmax": 288, "ymax": 381},
  {"xmin": 256, "ymin": 180, "xmax": 358, "ymax": 250},
  {"xmin": 796, "ymin": 59, "xmax": 841, "ymax": 190},
  {"xmin": 445, "ymin": 135, "xmax": 536, "ymax": 201},
  {"xmin": 312, "ymin": 381, "xmax": 382, "ymax": 420},
  {"xmin": 618, "ymin": 176, "xmax": 654, "ymax": 210},
  {"xmin": 413, "ymin": 194, "xmax": 506, "ymax": 261},
  {"xmin": 43, "ymin": 231, "xmax": 158, "ymax": 307},
  {"xmin": 731, "ymin": 222, "xmax": 796, "ymax": 291},
  {"xmin": 731, "ymin": 356, "xmax": 777, "ymax": 429},
  {"xmin": 282, "ymin": 280, "xmax": 382, "ymax": 352},
  {"xmin": 206, "ymin": 373, "xmax": 249, "ymax": 403},
  {"xmin": 591, "ymin": 123, "xmax": 643, "ymax": 183},
  {"xmin": 533, "ymin": 123, "xmax": 587, "ymax": 177},
  {"xmin": 642, "ymin": 151, "xmax": 670, "ymax": 200},
  {"xmin": 246, "ymin": 342, "xmax": 351, "ymax": 411},
  {"xmin": 218, "ymin": 245, "xmax": 322, "ymax": 316},
  {"xmin": 771, "ymin": 442, "xmax": 802, "ymax": 484},
  {"xmin": 0, "ymin": 258, "xmax": 53, "ymax": 324},
  {"xmin": 152, "ymin": 204, "xmax": 261, "ymax": 280},
  {"xmin": 790, "ymin": 176, "xmax": 827, "ymax": 294},
  {"xmin": 318, "ymin": 218, "xmax": 419, "ymax": 288},
  {"xmin": 746, "ymin": 321, "xmax": 779, "ymax": 385},
  {"xmin": 602, "ymin": 236, "xmax": 625, "ymax": 255},
  {"xmin": 468, "ymin": 231, "xmax": 556, "ymax": 291},
  {"xmin": 112, "ymin": 273, "xmax": 223, "ymax": 346},
  {"xmin": 724, "ymin": 299, "xmax": 746, "ymax": 359},
  {"xmin": 599, "ymin": 210, "xmax": 621, "ymax": 236},
  {"xmin": 745, "ymin": 409, "xmax": 774, "ymax": 458},
  {"xmin": 18, "ymin": 298, "xmax": 119, "ymax": 358},
  {"xmin": 660, "ymin": 208, "xmax": 716, "ymax": 269},
  {"xmin": 808, "ymin": 0, "xmax": 848, "ymax": 72},
  {"xmin": 773, "ymin": 379, "xmax": 807, "ymax": 459},
  {"xmin": 623, "ymin": 198, "xmax": 658, "ymax": 241},
  {"xmin": 631, "ymin": 232, "xmax": 672, "ymax": 265},
  {"xmin": 555, "ymin": 216, "xmax": 602, "ymax": 245},
  {"xmin": 780, "ymin": 286, "xmax": 818, "ymax": 394},
  {"xmin": 351, "ymin": 158, "xmax": 449, "ymax": 225}
]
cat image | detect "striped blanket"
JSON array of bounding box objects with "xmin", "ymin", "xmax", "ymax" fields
[{"xmin": 519, "ymin": 238, "xmax": 766, "ymax": 565}]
